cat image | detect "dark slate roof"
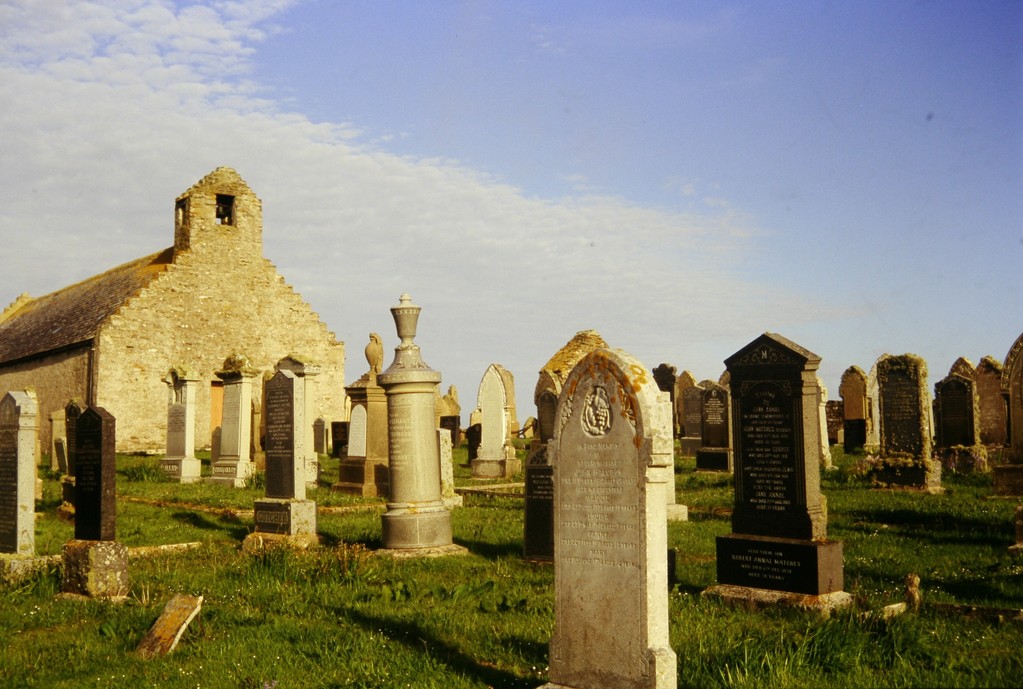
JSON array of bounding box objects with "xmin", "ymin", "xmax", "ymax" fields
[{"xmin": 0, "ymin": 248, "xmax": 174, "ymax": 365}]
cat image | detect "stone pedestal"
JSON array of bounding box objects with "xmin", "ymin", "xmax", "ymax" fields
[
  {"xmin": 162, "ymin": 367, "xmax": 202, "ymax": 483},
  {"xmin": 243, "ymin": 498, "xmax": 320, "ymax": 550},
  {"xmin": 61, "ymin": 539, "xmax": 129, "ymax": 598},
  {"xmin": 208, "ymin": 357, "xmax": 257, "ymax": 488},
  {"xmin": 334, "ymin": 374, "xmax": 389, "ymax": 497},
  {"xmin": 377, "ymin": 294, "xmax": 465, "ymax": 556}
]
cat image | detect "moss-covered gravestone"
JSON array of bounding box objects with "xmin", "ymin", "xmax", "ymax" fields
[
  {"xmin": 995, "ymin": 332, "xmax": 1023, "ymax": 495},
  {"xmin": 873, "ymin": 353, "xmax": 941, "ymax": 491}
]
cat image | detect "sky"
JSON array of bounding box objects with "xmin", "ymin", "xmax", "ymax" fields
[{"xmin": 0, "ymin": 0, "xmax": 1020, "ymax": 421}]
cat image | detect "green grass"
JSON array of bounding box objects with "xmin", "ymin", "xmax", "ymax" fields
[{"xmin": 3, "ymin": 443, "xmax": 1022, "ymax": 687}]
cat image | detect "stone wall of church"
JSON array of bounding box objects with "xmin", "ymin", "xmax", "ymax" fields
[
  {"xmin": 95, "ymin": 248, "xmax": 345, "ymax": 452},
  {"xmin": 0, "ymin": 346, "xmax": 91, "ymax": 455}
]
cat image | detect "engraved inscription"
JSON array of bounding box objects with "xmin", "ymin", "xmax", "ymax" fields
[
  {"xmin": 738, "ymin": 384, "xmax": 799, "ymax": 515},
  {"xmin": 0, "ymin": 428, "xmax": 17, "ymax": 551}
]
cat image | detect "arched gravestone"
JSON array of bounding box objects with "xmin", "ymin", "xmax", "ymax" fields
[
  {"xmin": 839, "ymin": 366, "xmax": 868, "ymax": 451},
  {"xmin": 542, "ymin": 348, "xmax": 676, "ymax": 689},
  {"xmin": 472, "ymin": 364, "xmax": 519, "ymax": 478},
  {"xmin": 975, "ymin": 356, "xmax": 1007, "ymax": 446}
]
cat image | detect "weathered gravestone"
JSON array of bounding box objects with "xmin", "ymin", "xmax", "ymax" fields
[
  {"xmin": 541, "ymin": 348, "xmax": 676, "ymax": 689},
  {"xmin": 472, "ymin": 364, "xmax": 520, "ymax": 478},
  {"xmin": 839, "ymin": 365, "xmax": 869, "ymax": 451},
  {"xmin": 975, "ymin": 356, "xmax": 1007, "ymax": 447},
  {"xmin": 995, "ymin": 332, "xmax": 1023, "ymax": 495},
  {"xmin": 335, "ymin": 335, "xmax": 389, "ymax": 496},
  {"xmin": 378, "ymin": 294, "xmax": 465, "ymax": 555},
  {"xmin": 245, "ymin": 369, "xmax": 318, "ymax": 549},
  {"xmin": 208, "ymin": 355, "xmax": 257, "ymax": 487},
  {"xmin": 313, "ymin": 418, "xmax": 327, "ymax": 455},
  {"xmin": 63, "ymin": 406, "xmax": 129, "ymax": 598},
  {"xmin": 0, "ymin": 390, "xmax": 38, "ymax": 556},
  {"xmin": 162, "ymin": 367, "xmax": 201, "ymax": 483},
  {"xmin": 439, "ymin": 415, "xmax": 460, "ymax": 449},
  {"xmin": 865, "ymin": 363, "xmax": 881, "ymax": 452},
  {"xmin": 437, "ymin": 428, "xmax": 462, "ymax": 508},
  {"xmin": 49, "ymin": 409, "xmax": 65, "ymax": 472},
  {"xmin": 825, "ymin": 401, "xmax": 844, "ymax": 446},
  {"xmin": 57, "ymin": 400, "xmax": 83, "ymax": 519},
  {"xmin": 136, "ymin": 594, "xmax": 204, "ymax": 659},
  {"xmin": 874, "ymin": 353, "xmax": 941, "ymax": 491},
  {"xmin": 679, "ymin": 381, "xmax": 704, "ymax": 457},
  {"xmin": 675, "ymin": 370, "xmax": 697, "ymax": 439},
  {"xmin": 706, "ymin": 333, "xmax": 849, "ymax": 610},
  {"xmin": 696, "ymin": 382, "xmax": 732, "ymax": 471},
  {"xmin": 817, "ymin": 377, "xmax": 834, "ymax": 470},
  {"xmin": 933, "ymin": 369, "xmax": 987, "ymax": 474},
  {"xmin": 275, "ymin": 355, "xmax": 322, "ymax": 486}
]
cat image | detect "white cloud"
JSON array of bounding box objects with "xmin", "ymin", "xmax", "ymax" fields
[{"xmin": 0, "ymin": 0, "xmax": 837, "ymax": 410}]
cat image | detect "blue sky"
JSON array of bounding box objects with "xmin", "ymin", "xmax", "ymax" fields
[{"xmin": 0, "ymin": 0, "xmax": 1019, "ymax": 419}]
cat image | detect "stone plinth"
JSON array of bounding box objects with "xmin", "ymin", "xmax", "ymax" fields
[
  {"xmin": 377, "ymin": 294, "xmax": 464, "ymax": 556},
  {"xmin": 61, "ymin": 539, "xmax": 129, "ymax": 598},
  {"xmin": 334, "ymin": 373, "xmax": 389, "ymax": 497}
]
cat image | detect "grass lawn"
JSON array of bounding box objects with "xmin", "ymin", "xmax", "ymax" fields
[{"xmin": 1, "ymin": 443, "xmax": 1021, "ymax": 688}]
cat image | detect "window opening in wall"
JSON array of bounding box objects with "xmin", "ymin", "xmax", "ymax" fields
[
  {"xmin": 175, "ymin": 198, "xmax": 188, "ymax": 227},
  {"xmin": 215, "ymin": 194, "xmax": 235, "ymax": 225}
]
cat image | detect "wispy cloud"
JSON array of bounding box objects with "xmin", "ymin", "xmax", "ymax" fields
[{"xmin": 0, "ymin": 1, "xmax": 832, "ymax": 404}]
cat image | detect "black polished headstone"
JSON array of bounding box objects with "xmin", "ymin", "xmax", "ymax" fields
[
  {"xmin": 330, "ymin": 421, "xmax": 349, "ymax": 459},
  {"xmin": 74, "ymin": 407, "xmax": 116, "ymax": 541},
  {"xmin": 264, "ymin": 371, "xmax": 296, "ymax": 499},
  {"xmin": 523, "ymin": 447, "xmax": 553, "ymax": 562}
]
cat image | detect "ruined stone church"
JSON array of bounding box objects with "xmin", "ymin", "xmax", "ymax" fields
[{"xmin": 0, "ymin": 167, "xmax": 346, "ymax": 453}]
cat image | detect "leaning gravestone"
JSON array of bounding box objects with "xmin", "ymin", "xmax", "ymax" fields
[
  {"xmin": 541, "ymin": 348, "xmax": 676, "ymax": 689},
  {"xmin": 0, "ymin": 390, "xmax": 38, "ymax": 556},
  {"xmin": 696, "ymin": 382, "xmax": 731, "ymax": 471},
  {"xmin": 706, "ymin": 333, "xmax": 848, "ymax": 610},
  {"xmin": 63, "ymin": 406, "xmax": 129, "ymax": 598},
  {"xmin": 245, "ymin": 369, "xmax": 318, "ymax": 549},
  {"xmin": 874, "ymin": 353, "xmax": 941, "ymax": 491}
]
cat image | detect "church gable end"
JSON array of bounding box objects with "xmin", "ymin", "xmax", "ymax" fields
[{"xmin": 174, "ymin": 167, "xmax": 262, "ymax": 257}]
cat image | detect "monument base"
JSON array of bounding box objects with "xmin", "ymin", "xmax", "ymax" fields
[
  {"xmin": 993, "ymin": 464, "xmax": 1023, "ymax": 496},
  {"xmin": 470, "ymin": 457, "xmax": 519, "ymax": 479},
  {"xmin": 304, "ymin": 457, "xmax": 319, "ymax": 487},
  {"xmin": 61, "ymin": 539, "xmax": 129, "ymax": 598},
  {"xmin": 441, "ymin": 494, "xmax": 464, "ymax": 509},
  {"xmin": 868, "ymin": 457, "xmax": 942, "ymax": 492},
  {"xmin": 161, "ymin": 457, "xmax": 202, "ymax": 483},
  {"xmin": 702, "ymin": 584, "xmax": 854, "ymax": 616},
  {"xmin": 716, "ymin": 533, "xmax": 844, "ymax": 596},
  {"xmin": 206, "ymin": 459, "xmax": 254, "ymax": 488},
  {"xmin": 381, "ymin": 503, "xmax": 454, "ymax": 550},
  {"xmin": 695, "ymin": 448, "xmax": 731, "ymax": 472},
  {"xmin": 253, "ymin": 498, "xmax": 317, "ymax": 536},
  {"xmin": 0, "ymin": 553, "xmax": 58, "ymax": 584},
  {"xmin": 332, "ymin": 457, "xmax": 389, "ymax": 497},
  {"xmin": 377, "ymin": 543, "xmax": 469, "ymax": 559},
  {"xmin": 242, "ymin": 531, "xmax": 322, "ymax": 552}
]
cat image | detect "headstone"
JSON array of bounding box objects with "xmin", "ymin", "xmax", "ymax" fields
[
  {"xmin": 334, "ymin": 336, "xmax": 389, "ymax": 497},
  {"xmin": 707, "ymin": 333, "xmax": 848, "ymax": 608},
  {"xmin": 472, "ymin": 364, "xmax": 520, "ymax": 478},
  {"xmin": 817, "ymin": 377, "xmax": 834, "ymax": 470},
  {"xmin": 994, "ymin": 332, "xmax": 1023, "ymax": 494},
  {"xmin": 438, "ymin": 428, "xmax": 462, "ymax": 508},
  {"xmin": 679, "ymin": 382, "xmax": 704, "ymax": 457},
  {"xmin": 439, "ymin": 415, "xmax": 460, "ymax": 448},
  {"xmin": 60, "ymin": 400, "xmax": 83, "ymax": 513},
  {"xmin": 523, "ymin": 445, "xmax": 554, "ymax": 562},
  {"xmin": 208, "ymin": 355, "xmax": 257, "ymax": 487},
  {"xmin": 63, "ymin": 405, "xmax": 128, "ymax": 597},
  {"xmin": 975, "ymin": 356, "xmax": 1007, "ymax": 446},
  {"xmin": 541, "ymin": 347, "xmax": 676, "ymax": 689},
  {"xmin": 652, "ymin": 362, "xmax": 678, "ymax": 436},
  {"xmin": 275, "ymin": 356, "xmax": 322, "ymax": 486},
  {"xmin": 865, "ymin": 363, "xmax": 881, "ymax": 452},
  {"xmin": 675, "ymin": 370, "xmax": 697, "ymax": 438},
  {"xmin": 246, "ymin": 369, "xmax": 317, "ymax": 546},
  {"xmin": 874, "ymin": 354, "xmax": 940, "ymax": 490},
  {"xmin": 465, "ymin": 423, "xmax": 481, "ymax": 462},
  {"xmin": 313, "ymin": 418, "xmax": 327, "ymax": 455},
  {"xmin": 136, "ymin": 594, "xmax": 204, "ymax": 659},
  {"xmin": 161, "ymin": 367, "xmax": 201, "ymax": 483},
  {"xmin": 0, "ymin": 390, "xmax": 38, "ymax": 555},
  {"xmin": 933, "ymin": 372, "xmax": 987, "ymax": 475},
  {"xmin": 696, "ymin": 382, "xmax": 731, "ymax": 471},
  {"xmin": 49, "ymin": 409, "xmax": 66, "ymax": 472},
  {"xmin": 377, "ymin": 294, "xmax": 464, "ymax": 555},
  {"xmin": 839, "ymin": 366, "xmax": 869, "ymax": 451},
  {"xmin": 330, "ymin": 421, "xmax": 349, "ymax": 459},
  {"xmin": 825, "ymin": 401, "xmax": 844, "ymax": 446}
]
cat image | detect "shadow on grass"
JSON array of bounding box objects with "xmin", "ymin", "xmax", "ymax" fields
[
  {"xmin": 338, "ymin": 606, "xmax": 539, "ymax": 689},
  {"xmin": 170, "ymin": 511, "xmax": 250, "ymax": 541},
  {"xmin": 837, "ymin": 507, "xmax": 1012, "ymax": 547},
  {"xmin": 454, "ymin": 537, "xmax": 523, "ymax": 560}
]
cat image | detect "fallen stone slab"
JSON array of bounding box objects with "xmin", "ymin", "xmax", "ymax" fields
[{"xmin": 136, "ymin": 593, "xmax": 204, "ymax": 659}]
